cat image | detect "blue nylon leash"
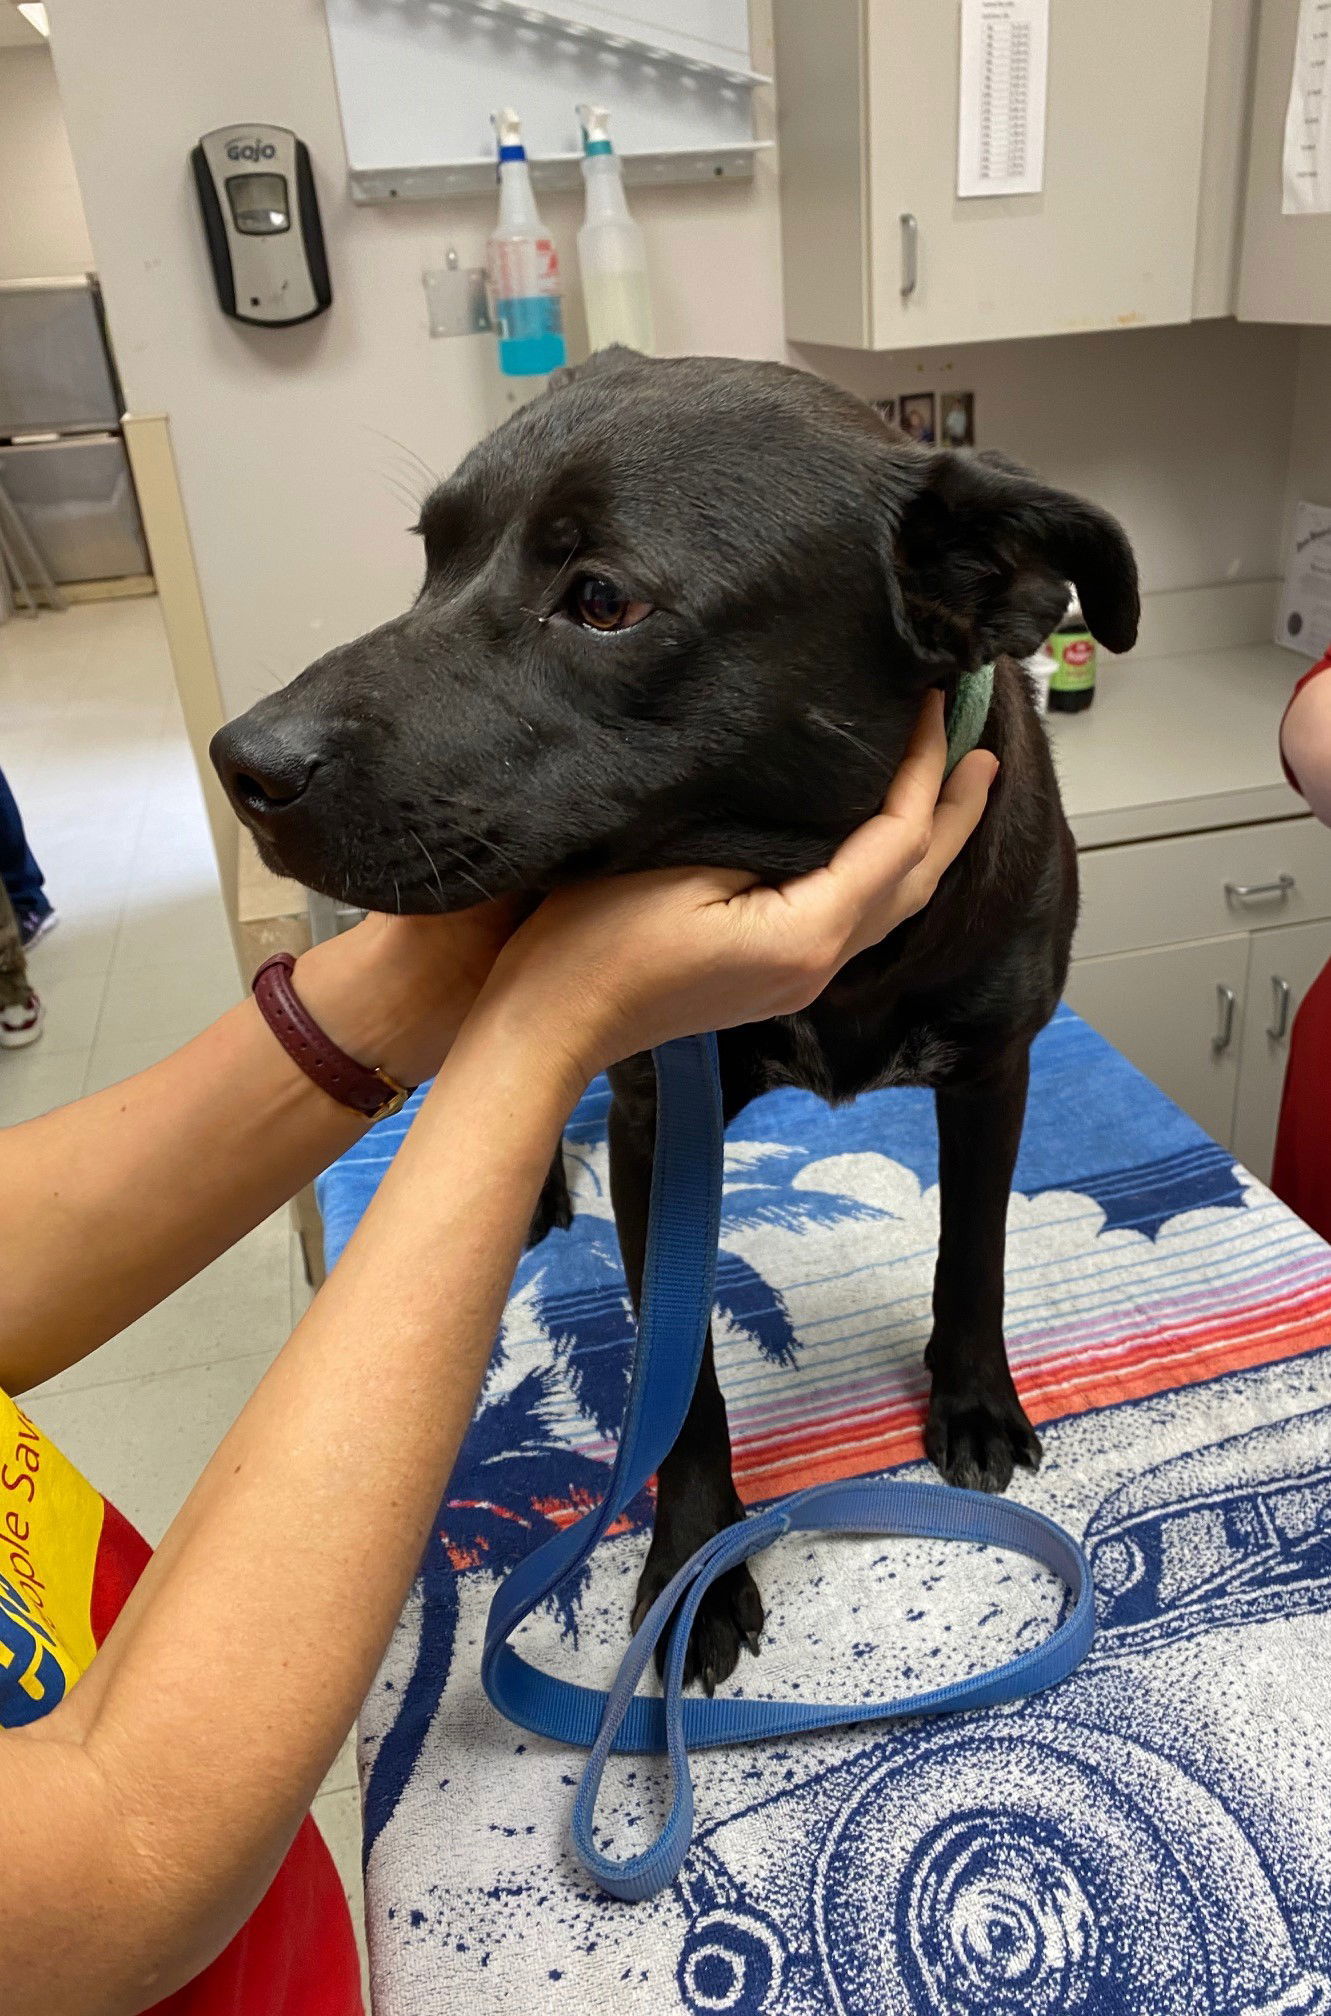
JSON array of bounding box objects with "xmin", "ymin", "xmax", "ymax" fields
[{"xmin": 481, "ymin": 1030, "xmax": 1095, "ymax": 1900}]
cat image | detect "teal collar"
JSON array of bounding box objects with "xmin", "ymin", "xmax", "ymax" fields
[{"xmin": 944, "ymin": 662, "xmax": 995, "ymax": 777}]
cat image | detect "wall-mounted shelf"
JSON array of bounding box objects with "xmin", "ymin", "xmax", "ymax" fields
[
  {"xmin": 325, "ymin": 0, "xmax": 767, "ymax": 205},
  {"xmin": 350, "ymin": 139, "xmax": 770, "ymax": 203}
]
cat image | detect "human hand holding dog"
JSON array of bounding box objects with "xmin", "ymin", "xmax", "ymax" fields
[
  {"xmin": 297, "ymin": 896, "xmax": 524, "ymax": 1088},
  {"xmin": 474, "ymin": 691, "xmax": 997, "ymax": 1084},
  {"xmin": 0, "ymin": 703, "xmax": 989, "ymax": 2016}
]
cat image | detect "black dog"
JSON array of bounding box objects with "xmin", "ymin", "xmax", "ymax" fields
[{"xmin": 212, "ymin": 351, "xmax": 1138, "ymax": 1691}]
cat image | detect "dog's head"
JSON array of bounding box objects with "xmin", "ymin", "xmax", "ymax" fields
[{"xmin": 211, "ymin": 350, "xmax": 1137, "ymax": 911}]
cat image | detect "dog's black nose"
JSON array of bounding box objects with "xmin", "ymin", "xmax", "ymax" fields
[{"xmin": 211, "ymin": 721, "xmax": 318, "ymax": 822}]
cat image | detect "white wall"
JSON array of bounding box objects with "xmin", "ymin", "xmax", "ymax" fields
[
  {"xmin": 46, "ymin": 0, "xmax": 785, "ymax": 717},
  {"xmin": 801, "ymin": 319, "xmax": 1301, "ymax": 599},
  {"xmin": 44, "ymin": 0, "xmax": 1300, "ymax": 717},
  {"xmin": 0, "ymin": 45, "xmax": 94, "ymax": 281},
  {"xmin": 1281, "ymin": 329, "xmax": 1331, "ymax": 552}
]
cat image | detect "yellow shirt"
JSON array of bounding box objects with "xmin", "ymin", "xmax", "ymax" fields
[{"xmin": 0, "ymin": 1389, "xmax": 105, "ymax": 1723}]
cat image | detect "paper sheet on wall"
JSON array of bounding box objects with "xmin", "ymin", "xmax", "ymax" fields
[
  {"xmin": 1284, "ymin": 0, "xmax": 1331, "ymax": 214},
  {"xmin": 1276, "ymin": 501, "xmax": 1331, "ymax": 655},
  {"xmin": 957, "ymin": 0, "xmax": 1049, "ymax": 199}
]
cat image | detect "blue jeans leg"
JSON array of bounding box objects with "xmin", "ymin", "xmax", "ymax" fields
[{"xmin": 0, "ymin": 764, "xmax": 48, "ymax": 916}]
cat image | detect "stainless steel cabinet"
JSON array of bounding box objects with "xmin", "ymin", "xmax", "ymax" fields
[
  {"xmin": 0, "ymin": 277, "xmax": 120, "ymax": 435},
  {"xmin": 0, "ymin": 436, "xmax": 148, "ymax": 582}
]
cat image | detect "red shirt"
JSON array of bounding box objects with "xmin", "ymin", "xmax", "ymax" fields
[
  {"xmin": 0, "ymin": 1391, "xmax": 363, "ymax": 2015},
  {"xmin": 1273, "ymin": 650, "xmax": 1331, "ymax": 1243}
]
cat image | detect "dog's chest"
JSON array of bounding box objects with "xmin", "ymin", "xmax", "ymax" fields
[{"xmin": 758, "ymin": 1010, "xmax": 960, "ymax": 1104}]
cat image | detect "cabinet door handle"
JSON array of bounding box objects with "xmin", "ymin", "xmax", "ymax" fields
[
  {"xmin": 1224, "ymin": 874, "xmax": 1295, "ymax": 904},
  {"xmin": 1212, "ymin": 982, "xmax": 1236, "ymax": 1054},
  {"xmin": 1267, "ymin": 975, "xmax": 1292, "ymax": 1041},
  {"xmin": 900, "ymin": 213, "xmax": 918, "ymax": 299}
]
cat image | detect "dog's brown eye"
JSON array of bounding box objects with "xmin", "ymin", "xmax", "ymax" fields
[{"xmin": 570, "ymin": 576, "xmax": 652, "ymax": 632}]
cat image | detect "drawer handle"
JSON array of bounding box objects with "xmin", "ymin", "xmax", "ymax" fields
[
  {"xmin": 1267, "ymin": 975, "xmax": 1292, "ymax": 1042},
  {"xmin": 1225, "ymin": 874, "xmax": 1295, "ymax": 904},
  {"xmin": 900, "ymin": 213, "xmax": 918, "ymax": 299},
  {"xmin": 1212, "ymin": 982, "xmax": 1236, "ymax": 1055}
]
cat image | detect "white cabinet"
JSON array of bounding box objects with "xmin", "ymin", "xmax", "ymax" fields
[
  {"xmin": 1066, "ymin": 817, "xmax": 1331, "ymax": 1182},
  {"xmin": 1065, "ymin": 935, "xmax": 1251, "ymax": 1150},
  {"xmin": 1068, "ymin": 922, "xmax": 1331, "ymax": 1183},
  {"xmin": 1048, "ymin": 644, "xmax": 1331, "ymax": 1187},
  {"xmin": 1233, "ymin": 918, "xmax": 1331, "ymax": 1177},
  {"xmin": 1074, "ymin": 816, "xmax": 1331, "ymax": 960},
  {"xmin": 772, "ymin": 0, "xmax": 1331, "ymax": 344},
  {"xmin": 773, "ymin": 0, "xmax": 1215, "ymax": 349},
  {"xmin": 1238, "ymin": 0, "xmax": 1331, "ymax": 323}
]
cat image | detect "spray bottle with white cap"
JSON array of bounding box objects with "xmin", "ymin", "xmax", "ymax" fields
[
  {"xmin": 576, "ymin": 104, "xmax": 654, "ymax": 354},
  {"xmin": 485, "ymin": 108, "xmax": 567, "ymax": 400}
]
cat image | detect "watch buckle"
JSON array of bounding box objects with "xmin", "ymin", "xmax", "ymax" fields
[{"xmin": 371, "ymin": 1070, "xmax": 410, "ymax": 1122}]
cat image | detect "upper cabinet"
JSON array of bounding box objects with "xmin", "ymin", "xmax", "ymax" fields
[
  {"xmin": 1239, "ymin": 0, "xmax": 1331, "ymax": 323},
  {"xmin": 773, "ymin": 0, "xmax": 1220, "ymax": 350}
]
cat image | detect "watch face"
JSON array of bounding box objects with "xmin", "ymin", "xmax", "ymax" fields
[{"xmin": 225, "ymin": 172, "xmax": 291, "ymax": 235}]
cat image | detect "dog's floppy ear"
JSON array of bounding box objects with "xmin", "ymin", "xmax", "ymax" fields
[{"xmin": 885, "ymin": 446, "xmax": 1139, "ymax": 671}]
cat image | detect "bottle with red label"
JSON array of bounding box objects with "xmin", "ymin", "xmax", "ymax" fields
[{"xmin": 1047, "ymin": 597, "xmax": 1097, "ymax": 713}]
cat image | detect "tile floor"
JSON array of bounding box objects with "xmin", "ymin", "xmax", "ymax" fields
[{"xmin": 0, "ymin": 596, "xmax": 367, "ymax": 1979}]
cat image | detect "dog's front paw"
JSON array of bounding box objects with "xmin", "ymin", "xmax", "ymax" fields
[
  {"xmin": 632, "ymin": 1538, "xmax": 764, "ymax": 1695},
  {"xmin": 925, "ymin": 1377, "xmax": 1042, "ymax": 1493}
]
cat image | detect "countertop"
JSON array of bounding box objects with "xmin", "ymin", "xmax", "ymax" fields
[{"xmin": 1046, "ymin": 642, "xmax": 1312, "ymax": 849}]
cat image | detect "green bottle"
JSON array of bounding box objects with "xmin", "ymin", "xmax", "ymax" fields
[{"xmin": 1047, "ymin": 598, "xmax": 1096, "ymax": 713}]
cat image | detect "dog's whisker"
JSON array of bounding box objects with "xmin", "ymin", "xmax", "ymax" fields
[
  {"xmin": 407, "ymin": 826, "xmax": 451, "ymax": 912},
  {"xmin": 446, "ymin": 813, "xmax": 523, "ymax": 881},
  {"xmin": 381, "ymin": 471, "xmax": 428, "ymax": 519},
  {"xmin": 521, "ymin": 544, "xmax": 580, "ymax": 625},
  {"xmin": 452, "ymin": 862, "xmax": 493, "ymax": 904},
  {"xmin": 807, "ymin": 708, "xmax": 883, "ymax": 768},
  {"xmin": 439, "ymin": 847, "xmax": 493, "ymax": 906},
  {"xmin": 364, "ymin": 426, "xmax": 442, "ymax": 491},
  {"xmin": 540, "ymin": 541, "xmax": 582, "ymax": 608}
]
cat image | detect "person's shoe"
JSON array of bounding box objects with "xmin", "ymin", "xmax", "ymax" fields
[
  {"xmin": 16, "ymin": 904, "xmax": 57, "ymax": 950},
  {"xmin": 0, "ymin": 991, "xmax": 44, "ymax": 1047}
]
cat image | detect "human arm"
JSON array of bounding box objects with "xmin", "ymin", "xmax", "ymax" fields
[
  {"xmin": 0, "ymin": 904, "xmax": 515, "ymax": 1395},
  {"xmin": 1281, "ymin": 659, "xmax": 1331, "ymax": 827},
  {"xmin": 7, "ymin": 1010, "xmax": 576, "ymax": 2015}
]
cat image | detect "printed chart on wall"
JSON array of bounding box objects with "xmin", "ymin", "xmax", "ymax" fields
[
  {"xmin": 1284, "ymin": 0, "xmax": 1331, "ymax": 214},
  {"xmin": 956, "ymin": 0, "xmax": 1050, "ymax": 199},
  {"xmin": 1276, "ymin": 501, "xmax": 1331, "ymax": 653}
]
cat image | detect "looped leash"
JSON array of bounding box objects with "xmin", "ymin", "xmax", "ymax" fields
[{"xmin": 482, "ymin": 1032, "xmax": 1094, "ymax": 1900}]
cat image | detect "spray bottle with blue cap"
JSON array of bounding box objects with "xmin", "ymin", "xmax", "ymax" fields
[
  {"xmin": 485, "ymin": 108, "xmax": 567, "ymax": 401},
  {"xmin": 576, "ymin": 104, "xmax": 654, "ymax": 354}
]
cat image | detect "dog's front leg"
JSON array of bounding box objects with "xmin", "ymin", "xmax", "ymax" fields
[
  {"xmin": 607, "ymin": 1055, "xmax": 764, "ymax": 1693},
  {"xmin": 526, "ymin": 1143, "xmax": 573, "ymax": 1248},
  {"xmin": 925, "ymin": 1043, "xmax": 1042, "ymax": 1492}
]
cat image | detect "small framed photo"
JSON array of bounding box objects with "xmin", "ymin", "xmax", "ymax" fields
[
  {"xmin": 899, "ymin": 392, "xmax": 936, "ymax": 444},
  {"xmin": 870, "ymin": 396, "xmax": 897, "ymax": 426},
  {"xmin": 940, "ymin": 390, "xmax": 976, "ymax": 447}
]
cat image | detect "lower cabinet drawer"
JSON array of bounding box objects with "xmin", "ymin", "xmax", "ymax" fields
[{"xmin": 1075, "ymin": 815, "xmax": 1330, "ymax": 960}]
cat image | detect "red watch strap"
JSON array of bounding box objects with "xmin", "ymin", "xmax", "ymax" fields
[{"xmin": 252, "ymin": 952, "xmax": 410, "ymax": 1122}]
